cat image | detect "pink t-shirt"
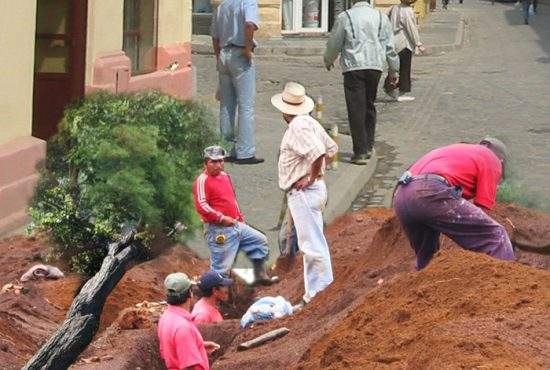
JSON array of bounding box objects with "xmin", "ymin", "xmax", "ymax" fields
[
  {"xmin": 192, "ymin": 298, "xmax": 224, "ymax": 324},
  {"xmin": 157, "ymin": 305, "xmax": 210, "ymax": 370},
  {"xmin": 409, "ymin": 143, "xmax": 502, "ymax": 209}
]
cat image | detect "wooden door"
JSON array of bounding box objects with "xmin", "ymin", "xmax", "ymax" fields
[{"xmin": 33, "ymin": 0, "xmax": 87, "ymax": 140}]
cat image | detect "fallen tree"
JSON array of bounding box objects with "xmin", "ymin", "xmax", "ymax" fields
[{"xmin": 23, "ymin": 229, "xmax": 141, "ymax": 370}]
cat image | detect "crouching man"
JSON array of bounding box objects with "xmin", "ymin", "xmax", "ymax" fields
[
  {"xmin": 157, "ymin": 273, "xmax": 219, "ymax": 370},
  {"xmin": 192, "ymin": 145, "xmax": 276, "ymax": 285},
  {"xmin": 192, "ymin": 270, "xmax": 233, "ymax": 324},
  {"xmin": 393, "ymin": 138, "xmax": 515, "ymax": 270}
]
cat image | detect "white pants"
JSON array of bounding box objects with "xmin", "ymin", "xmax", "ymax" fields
[{"xmin": 287, "ymin": 180, "xmax": 333, "ymax": 303}]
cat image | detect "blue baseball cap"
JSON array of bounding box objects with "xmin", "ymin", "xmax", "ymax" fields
[{"xmin": 198, "ymin": 271, "xmax": 233, "ymax": 291}]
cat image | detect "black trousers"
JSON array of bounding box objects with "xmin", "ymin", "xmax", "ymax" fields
[
  {"xmin": 384, "ymin": 48, "xmax": 413, "ymax": 94},
  {"xmin": 343, "ymin": 69, "xmax": 382, "ymax": 155}
]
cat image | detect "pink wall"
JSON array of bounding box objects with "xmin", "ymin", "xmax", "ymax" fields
[{"xmin": 86, "ymin": 42, "xmax": 194, "ymax": 100}]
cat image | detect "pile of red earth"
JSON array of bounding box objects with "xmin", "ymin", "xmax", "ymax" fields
[
  {"xmin": 0, "ymin": 237, "xmax": 208, "ymax": 370},
  {"xmin": 1, "ymin": 203, "xmax": 549, "ymax": 369}
]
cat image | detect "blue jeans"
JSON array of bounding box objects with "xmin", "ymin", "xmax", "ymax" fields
[
  {"xmin": 205, "ymin": 222, "xmax": 269, "ymax": 275},
  {"xmin": 218, "ymin": 47, "xmax": 256, "ymax": 159}
]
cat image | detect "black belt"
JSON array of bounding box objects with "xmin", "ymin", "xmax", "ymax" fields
[
  {"xmin": 397, "ymin": 171, "xmax": 450, "ymax": 186},
  {"xmin": 411, "ymin": 173, "xmax": 449, "ymax": 186}
]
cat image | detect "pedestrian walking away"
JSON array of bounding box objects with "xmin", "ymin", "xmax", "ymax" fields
[
  {"xmin": 192, "ymin": 145, "xmax": 276, "ymax": 285},
  {"xmin": 392, "ymin": 138, "xmax": 515, "ymax": 270},
  {"xmin": 520, "ymin": 0, "xmax": 534, "ymax": 24},
  {"xmin": 157, "ymin": 273, "xmax": 220, "ymax": 370},
  {"xmin": 384, "ymin": 0, "xmax": 427, "ymax": 102},
  {"xmin": 212, "ymin": 0, "xmax": 264, "ymax": 164},
  {"xmin": 192, "ymin": 270, "xmax": 233, "ymax": 324},
  {"xmin": 271, "ymin": 82, "xmax": 338, "ymax": 304},
  {"xmin": 324, "ymin": 0, "xmax": 400, "ymax": 165}
]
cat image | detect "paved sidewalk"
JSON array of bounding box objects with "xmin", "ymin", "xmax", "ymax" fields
[
  {"xmin": 186, "ymin": 9, "xmax": 466, "ymax": 266},
  {"xmin": 192, "ymin": 9, "xmax": 464, "ymax": 57}
]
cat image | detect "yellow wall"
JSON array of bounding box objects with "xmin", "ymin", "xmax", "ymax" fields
[
  {"xmin": 158, "ymin": 0, "xmax": 192, "ymax": 45},
  {"xmin": 85, "ymin": 0, "xmax": 124, "ymax": 86},
  {"xmin": 0, "ymin": 0, "xmax": 37, "ymax": 145}
]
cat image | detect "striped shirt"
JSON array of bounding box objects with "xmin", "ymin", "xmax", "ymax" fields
[
  {"xmin": 278, "ymin": 115, "xmax": 338, "ymax": 190},
  {"xmin": 192, "ymin": 171, "xmax": 243, "ymax": 224}
]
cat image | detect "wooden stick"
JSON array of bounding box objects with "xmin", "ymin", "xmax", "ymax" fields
[{"xmin": 237, "ymin": 327, "xmax": 290, "ymax": 351}]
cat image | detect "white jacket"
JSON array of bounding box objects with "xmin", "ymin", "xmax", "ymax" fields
[{"xmin": 389, "ymin": 4, "xmax": 423, "ymax": 53}]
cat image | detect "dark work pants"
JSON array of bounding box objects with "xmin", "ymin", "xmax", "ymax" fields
[
  {"xmin": 343, "ymin": 69, "xmax": 382, "ymax": 156},
  {"xmin": 384, "ymin": 48, "xmax": 412, "ymax": 94},
  {"xmin": 393, "ymin": 179, "xmax": 515, "ymax": 270}
]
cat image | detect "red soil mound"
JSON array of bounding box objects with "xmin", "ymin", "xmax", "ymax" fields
[
  {"xmin": 0, "ymin": 237, "xmax": 208, "ymax": 369},
  {"xmin": 213, "ymin": 204, "xmax": 550, "ymax": 369},
  {"xmin": 300, "ymin": 249, "xmax": 550, "ymax": 369},
  {"xmin": 2, "ymin": 202, "xmax": 549, "ymax": 369}
]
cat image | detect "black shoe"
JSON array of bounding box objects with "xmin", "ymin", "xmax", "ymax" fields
[
  {"xmin": 235, "ymin": 156, "xmax": 265, "ymax": 165},
  {"xmin": 224, "ymin": 155, "xmax": 236, "ymax": 163},
  {"xmin": 350, "ymin": 153, "xmax": 371, "ymax": 165}
]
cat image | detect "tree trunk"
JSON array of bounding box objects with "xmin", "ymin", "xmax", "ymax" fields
[{"xmin": 23, "ymin": 229, "xmax": 141, "ymax": 370}]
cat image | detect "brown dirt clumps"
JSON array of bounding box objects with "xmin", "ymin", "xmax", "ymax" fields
[
  {"xmin": 0, "ymin": 236, "xmax": 208, "ymax": 370},
  {"xmin": 300, "ymin": 249, "xmax": 550, "ymax": 369}
]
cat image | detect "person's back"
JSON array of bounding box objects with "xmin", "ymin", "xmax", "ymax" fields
[
  {"xmin": 410, "ymin": 143, "xmax": 502, "ymax": 208},
  {"xmin": 330, "ymin": 2, "xmax": 387, "ymax": 72},
  {"xmin": 213, "ymin": 0, "xmax": 250, "ymax": 47}
]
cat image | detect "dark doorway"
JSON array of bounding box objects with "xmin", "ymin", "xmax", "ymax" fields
[{"xmin": 33, "ymin": 0, "xmax": 87, "ymax": 140}]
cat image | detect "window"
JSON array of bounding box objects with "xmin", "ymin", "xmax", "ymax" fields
[{"xmin": 123, "ymin": 0, "xmax": 158, "ymax": 75}]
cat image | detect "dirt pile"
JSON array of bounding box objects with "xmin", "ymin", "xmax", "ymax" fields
[
  {"xmin": 213, "ymin": 204, "xmax": 550, "ymax": 369},
  {"xmin": 1, "ymin": 203, "xmax": 549, "ymax": 369},
  {"xmin": 0, "ymin": 237, "xmax": 208, "ymax": 370},
  {"xmin": 300, "ymin": 249, "xmax": 550, "ymax": 369}
]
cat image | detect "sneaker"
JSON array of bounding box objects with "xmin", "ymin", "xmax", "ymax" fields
[
  {"xmin": 350, "ymin": 153, "xmax": 370, "ymax": 165},
  {"xmin": 397, "ymin": 95, "xmax": 416, "ymax": 102},
  {"xmin": 235, "ymin": 156, "xmax": 265, "ymax": 165}
]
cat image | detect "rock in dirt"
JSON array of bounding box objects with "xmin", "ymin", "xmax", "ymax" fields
[{"xmin": 20, "ymin": 264, "xmax": 65, "ymax": 282}]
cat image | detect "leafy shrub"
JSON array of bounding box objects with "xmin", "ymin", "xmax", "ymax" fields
[{"xmin": 29, "ymin": 91, "xmax": 216, "ymax": 275}]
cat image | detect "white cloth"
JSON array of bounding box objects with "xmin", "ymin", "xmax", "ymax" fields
[
  {"xmin": 287, "ymin": 180, "xmax": 333, "ymax": 303},
  {"xmin": 278, "ymin": 115, "xmax": 338, "ymax": 191},
  {"xmin": 240, "ymin": 296, "xmax": 293, "ymax": 327}
]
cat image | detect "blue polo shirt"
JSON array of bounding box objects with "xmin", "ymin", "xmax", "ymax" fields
[{"xmin": 211, "ymin": 0, "xmax": 260, "ymax": 48}]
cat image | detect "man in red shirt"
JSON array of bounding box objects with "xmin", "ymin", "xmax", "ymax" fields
[
  {"xmin": 192, "ymin": 270, "xmax": 233, "ymax": 324},
  {"xmin": 192, "ymin": 146, "xmax": 275, "ymax": 285},
  {"xmin": 157, "ymin": 272, "xmax": 219, "ymax": 370},
  {"xmin": 393, "ymin": 138, "xmax": 515, "ymax": 269}
]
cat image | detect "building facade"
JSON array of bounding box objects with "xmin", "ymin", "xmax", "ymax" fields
[
  {"xmin": 0, "ymin": 0, "xmax": 194, "ymax": 236},
  {"xmin": 193, "ymin": 0, "xmax": 429, "ymax": 37}
]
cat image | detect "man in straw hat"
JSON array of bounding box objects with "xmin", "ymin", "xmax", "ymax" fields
[
  {"xmin": 324, "ymin": 0, "xmax": 400, "ymax": 165},
  {"xmin": 392, "ymin": 138, "xmax": 515, "ymax": 270},
  {"xmin": 271, "ymin": 82, "xmax": 338, "ymax": 304},
  {"xmin": 192, "ymin": 145, "xmax": 276, "ymax": 286},
  {"xmin": 157, "ymin": 272, "xmax": 219, "ymax": 370}
]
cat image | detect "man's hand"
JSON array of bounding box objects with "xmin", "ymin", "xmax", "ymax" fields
[
  {"xmin": 418, "ymin": 45, "xmax": 427, "ymax": 54},
  {"xmin": 293, "ymin": 175, "xmax": 313, "ymax": 191},
  {"xmin": 242, "ymin": 47, "xmax": 253, "ymax": 62},
  {"xmin": 390, "ymin": 74, "xmax": 399, "ymax": 86},
  {"xmin": 325, "ymin": 63, "xmax": 334, "ymax": 71},
  {"xmin": 221, "ymin": 216, "xmax": 237, "ymax": 226},
  {"xmin": 204, "ymin": 341, "xmax": 220, "ymax": 355}
]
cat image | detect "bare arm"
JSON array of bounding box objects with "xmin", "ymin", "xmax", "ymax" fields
[
  {"xmin": 243, "ymin": 22, "xmax": 257, "ymax": 61},
  {"xmin": 212, "ymin": 38, "xmax": 221, "ymax": 59}
]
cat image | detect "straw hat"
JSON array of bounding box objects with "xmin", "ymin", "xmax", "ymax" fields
[{"xmin": 271, "ymin": 82, "xmax": 315, "ymax": 115}]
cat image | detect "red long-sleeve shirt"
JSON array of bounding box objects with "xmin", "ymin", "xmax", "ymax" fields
[{"xmin": 192, "ymin": 171, "xmax": 244, "ymax": 224}]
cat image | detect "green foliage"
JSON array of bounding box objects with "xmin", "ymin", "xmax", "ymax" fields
[
  {"xmin": 496, "ymin": 179, "xmax": 538, "ymax": 210},
  {"xmin": 29, "ymin": 91, "xmax": 216, "ymax": 275}
]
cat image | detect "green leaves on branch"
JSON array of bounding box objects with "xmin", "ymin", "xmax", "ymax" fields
[{"xmin": 29, "ymin": 91, "xmax": 216, "ymax": 275}]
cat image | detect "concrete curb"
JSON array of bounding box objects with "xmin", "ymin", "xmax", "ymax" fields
[
  {"xmin": 324, "ymin": 151, "xmax": 378, "ymax": 223},
  {"xmin": 424, "ymin": 15, "xmax": 466, "ymax": 55}
]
